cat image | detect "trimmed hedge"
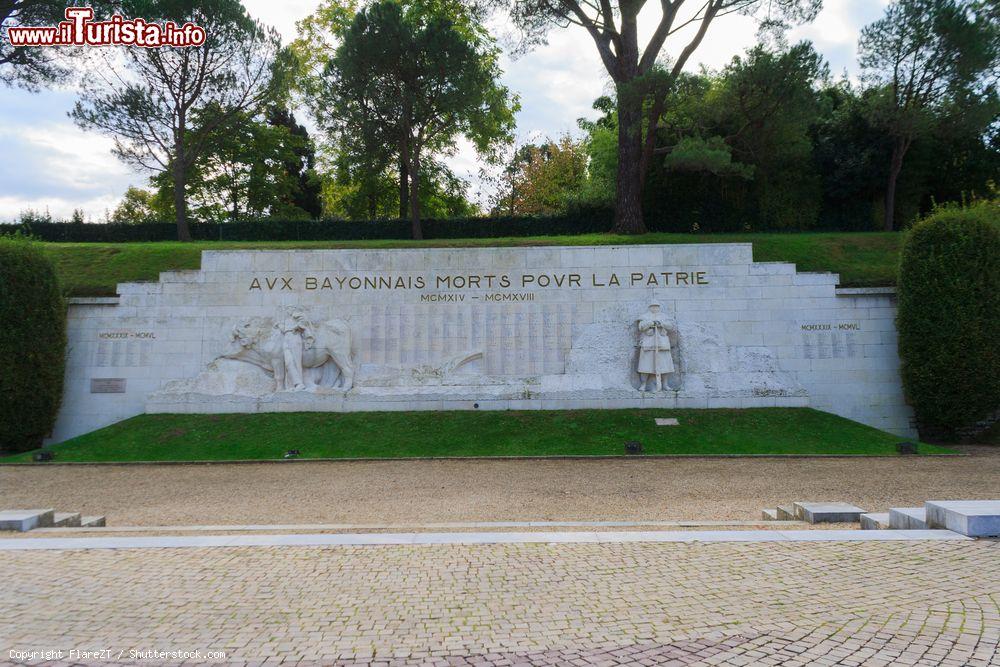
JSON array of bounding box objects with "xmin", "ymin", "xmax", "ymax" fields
[
  {"xmin": 897, "ymin": 203, "xmax": 1000, "ymax": 438},
  {"xmin": 0, "ymin": 210, "xmax": 615, "ymax": 243},
  {"xmin": 0, "ymin": 236, "xmax": 67, "ymax": 453}
]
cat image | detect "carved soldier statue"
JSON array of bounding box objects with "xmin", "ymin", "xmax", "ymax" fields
[
  {"xmin": 277, "ymin": 308, "xmax": 315, "ymax": 391},
  {"xmin": 637, "ymin": 303, "xmax": 674, "ymax": 392}
]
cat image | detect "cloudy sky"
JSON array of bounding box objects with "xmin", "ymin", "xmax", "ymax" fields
[{"xmin": 0, "ymin": 0, "xmax": 890, "ymax": 221}]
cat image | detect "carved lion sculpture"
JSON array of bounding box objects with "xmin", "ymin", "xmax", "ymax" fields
[{"xmin": 222, "ymin": 315, "xmax": 355, "ymax": 392}]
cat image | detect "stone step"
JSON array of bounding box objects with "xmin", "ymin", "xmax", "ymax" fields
[
  {"xmin": 792, "ymin": 502, "xmax": 866, "ymax": 524},
  {"xmin": 80, "ymin": 516, "xmax": 106, "ymax": 528},
  {"xmin": 52, "ymin": 512, "xmax": 81, "ymax": 528},
  {"xmin": 0, "ymin": 509, "xmax": 55, "ymax": 532},
  {"xmin": 889, "ymin": 507, "xmax": 927, "ymax": 530},
  {"xmin": 776, "ymin": 505, "xmax": 797, "ymax": 521},
  {"xmin": 925, "ymin": 500, "xmax": 1000, "ymax": 537},
  {"xmin": 860, "ymin": 513, "xmax": 890, "ymax": 530},
  {"xmin": 761, "ymin": 508, "xmax": 779, "ymax": 521}
]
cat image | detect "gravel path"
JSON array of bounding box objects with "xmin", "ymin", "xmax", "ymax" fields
[{"xmin": 2, "ymin": 449, "xmax": 997, "ymax": 526}]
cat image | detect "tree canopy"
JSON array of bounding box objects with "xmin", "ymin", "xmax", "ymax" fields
[
  {"xmin": 487, "ymin": 136, "xmax": 589, "ymax": 216},
  {"xmin": 0, "ymin": 1, "xmax": 113, "ymax": 90},
  {"xmin": 859, "ymin": 0, "xmax": 1000, "ymax": 230},
  {"xmin": 556, "ymin": 40, "xmax": 998, "ymax": 232},
  {"xmin": 70, "ymin": 0, "xmax": 290, "ymax": 240},
  {"xmin": 317, "ymin": 0, "xmax": 517, "ymax": 238},
  {"xmin": 481, "ymin": 0, "xmax": 822, "ymax": 233},
  {"xmin": 8, "ymin": 0, "xmax": 997, "ymax": 235}
]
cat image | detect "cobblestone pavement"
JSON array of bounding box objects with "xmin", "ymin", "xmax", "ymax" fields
[{"xmin": 1, "ymin": 539, "xmax": 998, "ymax": 666}]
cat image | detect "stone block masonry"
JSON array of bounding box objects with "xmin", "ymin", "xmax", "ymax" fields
[
  {"xmin": 48, "ymin": 244, "xmax": 916, "ymax": 443},
  {"xmin": 926, "ymin": 500, "xmax": 1000, "ymax": 537},
  {"xmin": 0, "ymin": 509, "xmax": 54, "ymax": 532}
]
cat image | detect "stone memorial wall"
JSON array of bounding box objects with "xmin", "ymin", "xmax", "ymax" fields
[{"xmin": 49, "ymin": 244, "xmax": 916, "ymax": 443}]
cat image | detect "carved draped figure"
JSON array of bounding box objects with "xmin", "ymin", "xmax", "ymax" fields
[{"xmin": 637, "ymin": 315, "xmax": 674, "ymax": 375}]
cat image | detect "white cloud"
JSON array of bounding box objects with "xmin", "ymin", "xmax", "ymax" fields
[
  {"xmin": 0, "ymin": 100, "xmax": 136, "ymax": 221},
  {"xmin": 0, "ymin": 193, "xmax": 125, "ymax": 222},
  {"xmin": 794, "ymin": 0, "xmax": 892, "ymax": 56},
  {"xmin": 8, "ymin": 123, "xmax": 132, "ymax": 192},
  {"xmin": 240, "ymin": 0, "xmax": 316, "ymax": 44}
]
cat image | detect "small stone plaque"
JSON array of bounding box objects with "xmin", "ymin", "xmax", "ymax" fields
[
  {"xmin": 655, "ymin": 418, "xmax": 680, "ymax": 426},
  {"xmin": 90, "ymin": 378, "xmax": 126, "ymax": 394}
]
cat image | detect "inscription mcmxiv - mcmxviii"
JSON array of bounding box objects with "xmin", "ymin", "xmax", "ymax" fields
[{"xmin": 248, "ymin": 270, "xmax": 711, "ymax": 293}]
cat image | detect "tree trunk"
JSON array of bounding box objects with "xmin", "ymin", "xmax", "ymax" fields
[
  {"xmin": 398, "ymin": 156, "xmax": 409, "ymax": 220},
  {"xmin": 172, "ymin": 156, "xmax": 191, "ymax": 242},
  {"xmin": 611, "ymin": 91, "xmax": 647, "ymax": 235},
  {"xmin": 408, "ymin": 149, "xmax": 422, "ymax": 240},
  {"xmin": 884, "ymin": 137, "xmax": 909, "ymax": 232},
  {"xmin": 231, "ymin": 180, "xmax": 239, "ymax": 222},
  {"xmin": 605, "ymin": 10, "xmax": 647, "ymax": 236}
]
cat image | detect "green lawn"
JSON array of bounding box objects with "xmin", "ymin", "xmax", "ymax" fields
[
  {"xmin": 2, "ymin": 409, "xmax": 954, "ymax": 463},
  {"xmin": 45, "ymin": 232, "xmax": 904, "ymax": 296}
]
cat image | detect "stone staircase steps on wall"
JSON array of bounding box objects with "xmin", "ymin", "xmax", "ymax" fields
[
  {"xmin": 763, "ymin": 502, "xmax": 869, "ymax": 524},
  {"xmin": 52, "ymin": 512, "xmax": 81, "ymax": 528},
  {"xmin": 860, "ymin": 500, "xmax": 1000, "ymax": 537},
  {"xmin": 0, "ymin": 509, "xmax": 55, "ymax": 532},
  {"xmin": 0, "ymin": 509, "xmax": 106, "ymax": 532},
  {"xmin": 860, "ymin": 513, "xmax": 890, "ymax": 530},
  {"xmin": 888, "ymin": 507, "xmax": 927, "ymax": 530},
  {"xmin": 792, "ymin": 502, "xmax": 867, "ymax": 524},
  {"xmin": 925, "ymin": 500, "xmax": 1000, "ymax": 537},
  {"xmin": 776, "ymin": 505, "xmax": 797, "ymax": 521}
]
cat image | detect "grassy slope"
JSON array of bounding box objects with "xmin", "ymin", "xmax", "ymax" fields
[
  {"xmin": 1, "ymin": 409, "xmax": 953, "ymax": 463},
  {"xmin": 45, "ymin": 232, "xmax": 904, "ymax": 296}
]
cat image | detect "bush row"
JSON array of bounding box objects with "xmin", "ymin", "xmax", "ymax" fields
[
  {"xmin": 4, "ymin": 203, "xmax": 871, "ymax": 243},
  {"xmin": 0, "ymin": 211, "xmax": 618, "ymax": 243},
  {"xmin": 896, "ymin": 201, "xmax": 999, "ymax": 440},
  {"xmin": 0, "ymin": 236, "xmax": 67, "ymax": 453}
]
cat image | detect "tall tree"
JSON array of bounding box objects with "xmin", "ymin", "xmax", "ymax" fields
[
  {"xmin": 180, "ymin": 107, "xmax": 316, "ymax": 222},
  {"xmin": 323, "ymin": 149, "xmax": 401, "ymax": 220},
  {"xmin": 480, "ymin": 141, "xmax": 533, "ymax": 216},
  {"xmin": 321, "ymin": 155, "xmax": 477, "ymax": 220},
  {"xmin": 320, "ymin": 0, "xmax": 517, "ymax": 238},
  {"xmin": 267, "ymin": 107, "xmax": 323, "ymax": 219},
  {"xmin": 506, "ymin": 136, "xmax": 589, "ymax": 215},
  {"xmin": 705, "ymin": 42, "xmax": 828, "ymax": 229},
  {"xmin": 859, "ymin": 0, "xmax": 999, "ymax": 230},
  {"xmin": 809, "ymin": 84, "xmax": 891, "ymax": 230},
  {"xmin": 108, "ymin": 186, "xmax": 161, "ymax": 224},
  {"xmin": 70, "ymin": 0, "xmax": 289, "ymax": 240},
  {"xmin": 489, "ymin": 0, "xmax": 821, "ymax": 233},
  {"xmin": 289, "ymin": 1, "xmax": 379, "ymax": 212}
]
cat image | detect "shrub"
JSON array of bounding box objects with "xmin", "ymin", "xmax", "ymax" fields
[
  {"xmin": 0, "ymin": 236, "xmax": 66, "ymax": 453},
  {"xmin": 897, "ymin": 201, "xmax": 1000, "ymax": 438},
  {"xmin": 0, "ymin": 212, "xmax": 616, "ymax": 243}
]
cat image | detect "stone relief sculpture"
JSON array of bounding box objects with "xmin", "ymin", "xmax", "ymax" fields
[
  {"xmin": 223, "ymin": 308, "xmax": 355, "ymax": 392},
  {"xmin": 277, "ymin": 309, "xmax": 312, "ymax": 390},
  {"xmin": 151, "ymin": 300, "xmax": 808, "ymax": 410},
  {"xmin": 636, "ymin": 303, "xmax": 675, "ymax": 391}
]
